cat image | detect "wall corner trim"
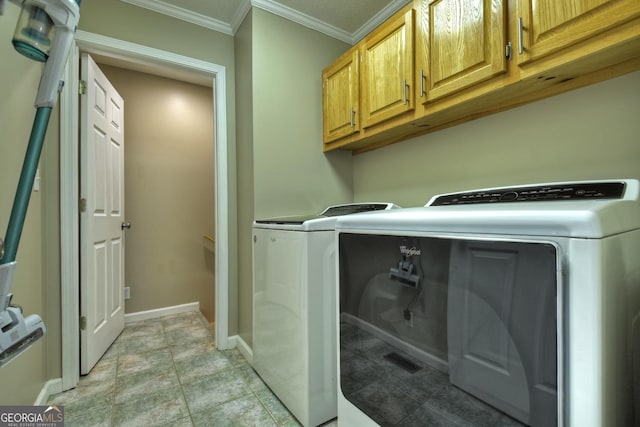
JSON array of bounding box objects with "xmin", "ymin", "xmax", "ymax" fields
[
  {"xmin": 34, "ymin": 378, "xmax": 63, "ymax": 405},
  {"xmin": 229, "ymin": 334, "xmax": 253, "ymax": 364},
  {"xmin": 124, "ymin": 302, "xmax": 200, "ymax": 324}
]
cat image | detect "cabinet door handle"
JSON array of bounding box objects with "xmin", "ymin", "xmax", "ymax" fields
[
  {"xmin": 350, "ymin": 108, "xmax": 356, "ymax": 128},
  {"xmin": 403, "ymin": 80, "xmax": 409, "ymax": 105},
  {"xmin": 517, "ymin": 17, "xmax": 524, "ymax": 54},
  {"xmin": 419, "ymin": 69, "xmax": 426, "ymax": 97}
]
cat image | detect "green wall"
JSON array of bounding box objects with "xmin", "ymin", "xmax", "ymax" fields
[
  {"xmin": 78, "ymin": 0, "xmax": 235, "ymax": 65},
  {"xmin": 353, "ymin": 71, "xmax": 640, "ymax": 206},
  {"xmin": 234, "ymin": 10, "xmax": 254, "ymax": 343},
  {"xmin": 235, "ymin": 8, "xmax": 353, "ymax": 346},
  {"xmin": 251, "ymin": 10, "xmax": 353, "ymax": 219}
]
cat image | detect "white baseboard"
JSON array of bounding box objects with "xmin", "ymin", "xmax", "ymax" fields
[
  {"xmin": 229, "ymin": 334, "xmax": 253, "ymax": 364},
  {"xmin": 125, "ymin": 302, "xmax": 200, "ymax": 324},
  {"xmin": 34, "ymin": 378, "xmax": 63, "ymax": 405}
]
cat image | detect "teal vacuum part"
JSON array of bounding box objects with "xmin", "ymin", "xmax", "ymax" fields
[
  {"xmin": 0, "ymin": 107, "xmax": 52, "ymax": 265},
  {"xmin": 12, "ymin": 39, "xmax": 48, "ymax": 62}
]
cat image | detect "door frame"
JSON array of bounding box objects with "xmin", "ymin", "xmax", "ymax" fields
[{"xmin": 59, "ymin": 30, "xmax": 230, "ymax": 389}]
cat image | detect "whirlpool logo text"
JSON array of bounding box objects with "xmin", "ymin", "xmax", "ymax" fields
[{"xmin": 399, "ymin": 245, "xmax": 421, "ymax": 256}]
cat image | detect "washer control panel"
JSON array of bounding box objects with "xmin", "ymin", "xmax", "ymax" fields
[{"xmin": 430, "ymin": 181, "xmax": 626, "ymax": 206}]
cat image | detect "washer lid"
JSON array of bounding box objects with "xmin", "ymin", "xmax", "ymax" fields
[
  {"xmin": 320, "ymin": 203, "xmax": 398, "ymax": 216},
  {"xmin": 254, "ymin": 214, "xmax": 317, "ymax": 225},
  {"xmin": 254, "ymin": 202, "xmax": 400, "ymax": 231}
]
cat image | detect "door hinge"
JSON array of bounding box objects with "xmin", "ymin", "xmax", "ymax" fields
[
  {"xmin": 80, "ymin": 316, "xmax": 86, "ymax": 331},
  {"xmin": 79, "ymin": 198, "xmax": 87, "ymax": 213},
  {"xmin": 79, "ymin": 80, "xmax": 87, "ymax": 95},
  {"xmin": 505, "ymin": 42, "xmax": 513, "ymax": 61}
]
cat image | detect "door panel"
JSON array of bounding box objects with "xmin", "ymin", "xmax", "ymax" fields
[
  {"xmin": 80, "ymin": 54, "xmax": 125, "ymax": 374},
  {"xmin": 517, "ymin": 0, "xmax": 640, "ymax": 64},
  {"xmin": 361, "ymin": 8, "xmax": 414, "ymax": 128},
  {"xmin": 416, "ymin": 0, "xmax": 507, "ymax": 102},
  {"xmin": 322, "ymin": 48, "xmax": 360, "ymax": 143}
]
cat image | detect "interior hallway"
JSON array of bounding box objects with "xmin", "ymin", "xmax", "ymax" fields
[{"xmin": 47, "ymin": 311, "xmax": 327, "ymax": 426}]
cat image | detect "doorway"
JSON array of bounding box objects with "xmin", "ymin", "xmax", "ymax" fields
[
  {"xmin": 96, "ymin": 62, "xmax": 216, "ymax": 323},
  {"xmin": 59, "ymin": 30, "xmax": 230, "ymax": 390}
]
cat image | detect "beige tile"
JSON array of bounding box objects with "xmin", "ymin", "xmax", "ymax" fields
[
  {"xmin": 191, "ymin": 394, "xmax": 277, "ymax": 427},
  {"xmin": 117, "ymin": 348, "xmax": 173, "ymax": 377},
  {"xmin": 111, "ymin": 385, "xmax": 189, "ymax": 427},
  {"xmin": 174, "ymin": 349, "xmax": 233, "ymax": 384},
  {"xmin": 182, "ymin": 369, "xmax": 252, "ymax": 414},
  {"xmin": 45, "ymin": 311, "xmax": 299, "ymax": 427},
  {"xmin": 114, "ymin": 366, "xmax": 181, "ymax": 404}
]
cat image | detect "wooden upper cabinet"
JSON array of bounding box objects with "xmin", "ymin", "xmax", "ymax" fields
[
  {"xmin": 361, "ymin": 8, "xmax": 415, "ymax": 129},
  {"xmin": 516, "ymin": 0, "xmax": 640, "ymax": 64},
  {"xmin": 322, "ymin": 47, "xmax": 360, "ymax": 143},
  {"xmin": 415, "ymin": 0, "xmax": 507, "ymax": 103},
  {"xmin": 321, "ymin": 0, "xmax": 639, "ymax": 152}
]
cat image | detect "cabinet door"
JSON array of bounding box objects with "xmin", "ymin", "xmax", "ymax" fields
[
  {"xmin": 361, "ymin": 8, "xmax": 414, "ymax": 129},
  {"xmin": 415, "ymin": 0, "xmax": 507, "ymax": 103},
  {"xmin": 322, "ymin": 48, "xmax": 360, "ymax": 143},
  {"xmin": 516, "ymin": 0, "xmax": 640, "ymax": 64}
]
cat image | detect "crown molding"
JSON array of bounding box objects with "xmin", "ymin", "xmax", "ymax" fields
[
  {"xmin": 250, "ymin": 0, "xmax": 352, "ymax": 44},
  {"xmin": 120, "ymin": 0, "xmax": 411, "ymax": 44},
  {"xmin": 120, "ymin": 0, "xmax": 234, "ymax": 35},
  {"xmin": 230, "ymin": 0, "xmax": 252, "ymax": 34}
]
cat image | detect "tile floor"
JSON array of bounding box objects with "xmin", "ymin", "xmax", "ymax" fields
[{"xmin": 48, "ymin": 311, "xmax": 336, "ymax": 427}]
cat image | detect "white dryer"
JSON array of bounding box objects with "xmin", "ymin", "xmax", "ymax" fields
[
  {"xmin": 252, "ymin": 203, "xmax": 399, "ymax": 427},
  {"xmin": 335, "ymin": 180, "xmax": 640, "ymax": 427}
]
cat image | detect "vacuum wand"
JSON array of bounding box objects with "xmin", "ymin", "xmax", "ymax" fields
[
  {"xmin": 1, "ymin": 107, "xmax": 52, "ymax": 265},
  {"xmin": 0, "ymin": 0, "xmax": 80, "ymax": 367}
]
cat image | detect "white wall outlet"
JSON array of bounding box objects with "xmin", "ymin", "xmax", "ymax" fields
[{"xmin": 124, "ymin": 286, "xmax": 131, "ymax": 300}]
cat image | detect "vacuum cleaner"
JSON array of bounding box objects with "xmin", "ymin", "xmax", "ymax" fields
[{"xmin": 0, "ymin": 0, "xmax": 80, "ymax": 367}]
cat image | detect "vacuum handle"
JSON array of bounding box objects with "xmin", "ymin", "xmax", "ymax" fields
[{"xmin": 1, "ymin": 107, "xmax": 52, "ymax": 265}]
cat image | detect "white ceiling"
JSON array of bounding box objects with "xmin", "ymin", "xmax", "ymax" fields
[{"xmin": 120, "ymin": 0, "xmax": 412, "ymax": 44}]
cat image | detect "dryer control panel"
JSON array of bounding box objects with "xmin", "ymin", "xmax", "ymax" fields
[{"xmin": 429, "ymin": 181, "xmax": 625, "ymax": 206}]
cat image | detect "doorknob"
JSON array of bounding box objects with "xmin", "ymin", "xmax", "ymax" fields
[{"xmin": 121, "ymin": 222, "xmax": 131, "ymax": 230}]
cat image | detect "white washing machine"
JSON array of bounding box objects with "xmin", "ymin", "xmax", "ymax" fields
[
  {"xmin": 335, "ymin": 180, "xmax": 640, "ymax": 427},
  {"xmin": 252, "ymin": 203, "xmax": 399, "ymax": 427}
]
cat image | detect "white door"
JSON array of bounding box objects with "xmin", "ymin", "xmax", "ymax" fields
[{"xmin": 80, "ymin": 54, "xmax": 125, "ymax": 374}]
